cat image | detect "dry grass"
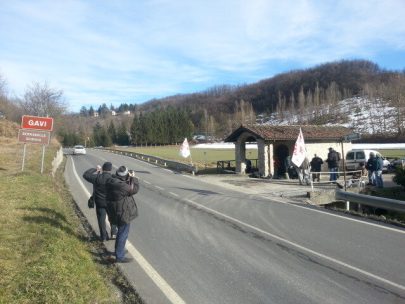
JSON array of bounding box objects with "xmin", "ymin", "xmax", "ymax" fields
[{"xmin": 0, "ymin": 120, "xmax": 138, "ymax": 303}]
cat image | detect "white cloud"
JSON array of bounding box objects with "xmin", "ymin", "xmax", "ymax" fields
[{"xmin": 0, "ymin": 0, "xmax": 404, "ymax": 111}]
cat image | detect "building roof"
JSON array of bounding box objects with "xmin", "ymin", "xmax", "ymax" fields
[{"xmin": 224, "ymin": 124, "xmax": 352, "ymax": 142}]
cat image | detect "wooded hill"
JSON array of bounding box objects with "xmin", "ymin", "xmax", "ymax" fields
[{"xmin": 134, "ymin": 59, "xmax": 405, "ymax": 137}]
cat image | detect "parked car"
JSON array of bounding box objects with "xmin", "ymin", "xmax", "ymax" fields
[
  {"xmin": 73, "ymin": 145, "xmax": 86, "ymax": 155},
  {"xmin": 390, "ymin": 157, "xmax": 405, "ymax": 170},
  {"xmin": 345, "ymin": 149, "xmax": 389, "ymax": 172}
]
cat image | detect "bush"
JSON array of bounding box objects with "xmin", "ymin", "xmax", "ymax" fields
[{"xmin": 393, "ymin": 167, "xmax": 405, "ymax": 189}]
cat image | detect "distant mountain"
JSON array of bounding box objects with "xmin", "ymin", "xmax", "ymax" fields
[
  {"xmin": 139, "ymin": 60, "xmax": 400, "ymax": 111},
  {"xmin": 135, "ymin": 59, "xmax": 404, "ymax": 136},
  {"xmin": 263, "ymin": 97, "xmax": 400, "ymax": 135}
]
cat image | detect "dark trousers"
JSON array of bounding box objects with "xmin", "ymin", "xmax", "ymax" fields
[
  {"xmin": 96, "ymin": 207, "xmax": 108, "ymax": 241},
  {"xmin": 115, "ymin": 223, "xmax": 130, "ymax": 261},
  {"xmin": 312, "ymin": 172, "xmax": 320, "ymax": 182}
]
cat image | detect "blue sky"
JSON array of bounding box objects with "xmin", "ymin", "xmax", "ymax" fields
[{"xmin": 0, "ymin": 0, "xmax": 404, "ymax": 112}]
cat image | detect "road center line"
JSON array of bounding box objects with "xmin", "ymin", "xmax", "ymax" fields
[
  {"xmin": 70, "ymin": 157, "xmax": 186, "ymax": 304},
  {"xmin": 155, "ymin": 185, "xmax": 165, "ymax": 191},
  {"xmin": 184, "ymin": 197, "xmax": 405, "ymax": 292},
  {"xmin": 169, "ymin": 192, "xmax": 179, "ymax": 197}
]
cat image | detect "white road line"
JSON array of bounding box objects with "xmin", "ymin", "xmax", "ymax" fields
[
  {"xmin": 70, "ymin": 156, "xmax": 186, "ymax": 304},
  {"xmin": 169, "ymin": 192, "xmax": 179, "ymax": 197},
  {"xmin": 144, "ymin": 180, "xmax": 151, "ymax": 185},
  {"xmin": 155, "ymin": 185, "xmax": 165, "ymax": 191},
  {"xmin": 84, "ymin": 153, "xmax": 405, "ymax": 286},
  {"xmin": 184, "ymin": 198, "xmax": 405, "ymax": 292}
]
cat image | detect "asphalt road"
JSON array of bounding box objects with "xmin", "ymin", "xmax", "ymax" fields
[{"xmin": 64, "ymin": 149, "xmax": 405, "ymax": 304}]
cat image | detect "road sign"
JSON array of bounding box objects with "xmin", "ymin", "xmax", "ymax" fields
[
  {"xmin": 21, "ymin": 115, "xmax": 54, "ymax": 131},
  {"xmin": 343, "ymin": 133, "xmax": 361, "ymax": 141},
  {"xmin": 18, "ymin": 129, "xmax": 51, "ymax": 145}
]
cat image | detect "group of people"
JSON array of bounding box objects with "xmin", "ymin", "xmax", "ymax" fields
[
  {"xmin": 291, "ymin": 148, "xmax": 338, "ymax": 185},
  {"xmin": 83, "ymin": 162, "xmax": 139, "ymax": 263},
  {"xmin": 293, "ymin": 148, "xmax": 384, "ymax": 188},
  {"xmin": 366, "ymin": 152, "xmax": 384, "ymax": 188}
]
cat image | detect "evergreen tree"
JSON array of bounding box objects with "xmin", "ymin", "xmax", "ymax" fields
[
  {"xmin": 80, "ymin": 106, "xmax": 88, "ymax": 117},
  {"xmin": 107, "ymin": 120, "xmax": 117, "ymax": 144},
  {"xmin": 92, "ymin": 122, "xmax": 112, "ymax": 147},
  {"xmin": 130, "ymin": 114, "xmax": 140, "ymax": 145},
  {"xmin": 116, "ymin": 122, "xmax": 130, "ymax": 145}
]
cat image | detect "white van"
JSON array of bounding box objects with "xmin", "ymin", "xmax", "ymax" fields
[{"xmin": 345, "ymin": 149, "xmax": 389, "ymax": 172}]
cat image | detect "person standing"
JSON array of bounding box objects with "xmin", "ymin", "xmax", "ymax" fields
[
  {"xmin": 326, "ymin": 147, "xmax": 339, "ymax": 181},
  {"xmin": 375, "ymin": 154, "xmax": 384, "ymax": 188},
  {"xmin": 366, "ymin": 152, "xmax": 376, "ymax": 185},
  {"xmin": 310, "ymin": 154, "xmax": 323, "ymax": 182},
  {"xmin": 106, "ymin": 166, "xmax": 139, "ymax": 263},
  {"xmin": 294, "ymin": 157, "xmax": 311, "ymax": 185},
  {"xmin": 83, "ymin": 162, "xmax": 117, "ymax": 241}
]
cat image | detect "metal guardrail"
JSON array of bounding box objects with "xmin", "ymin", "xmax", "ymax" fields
[
  {"xmin": 100, "ymin": 148, "xmax": 197, "ymax": 174},
  {"xmin": 335, "ymin": 190, "xmax": 405, "ymax": 213}
]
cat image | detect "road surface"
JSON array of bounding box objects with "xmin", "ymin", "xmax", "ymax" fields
[{"xmin": 64, "ymin": 149, "xmax": 405, "ymax": 304}]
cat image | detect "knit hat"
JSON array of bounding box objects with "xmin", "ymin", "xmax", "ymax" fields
[
  {"xmin": 102, "ymin": 162, "xmax": 112, "ymax": 171},
  {"xmin": 116, "ymin": 165, "xmax": 128, "ymax": 177}
]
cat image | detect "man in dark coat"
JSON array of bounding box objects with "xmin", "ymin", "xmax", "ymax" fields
[
  {"xmin": 326, "ymin": 147, "xmax": 339, "ymax": 181},
  {"xmin": 106, "ymin": 166, "xmax": 139, "ymax": 263},
  {"xmin": 366, "ymin": 152, "xmax": 376, "ymax": 185},
  {"xmin": 310, "ymin": 154, "xmax": 323, "ymax": 182},
  {"xmin": 83, "ymin": 162, "xmax": 117, "ymax": 241}
]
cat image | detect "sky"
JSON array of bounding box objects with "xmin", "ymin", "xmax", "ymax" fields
[{"xmin": 0, "ymin": 0, "xmax": 404, "ymax": 113}]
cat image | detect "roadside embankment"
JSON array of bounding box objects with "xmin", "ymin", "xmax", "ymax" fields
[{"xmin": 0, "ymin": 133, "xmax": 138, "ymax": 303}]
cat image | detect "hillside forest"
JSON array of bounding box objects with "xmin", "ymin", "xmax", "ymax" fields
[{"xmin": 0, "ymin": 59, "xmax": 404, "ymax": 147}]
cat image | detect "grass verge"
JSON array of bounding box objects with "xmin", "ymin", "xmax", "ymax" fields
[{"xmin": 0, "ymin": 136, "xmax": 142, "ymax": 303}]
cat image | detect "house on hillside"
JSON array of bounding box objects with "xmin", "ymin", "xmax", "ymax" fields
[{"xmin": 224, "ymin": 125, "xmax": 353, "ymax": 178}]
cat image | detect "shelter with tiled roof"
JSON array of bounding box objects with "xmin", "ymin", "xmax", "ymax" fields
[{"xmin": 224, "ymin": 125, "xmax": 353, "ymax": 177}]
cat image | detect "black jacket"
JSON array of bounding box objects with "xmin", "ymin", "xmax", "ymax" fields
[
  {"xmin": 83, "ymin": 168, "xmax": 112, "ymax": 208},
  {"xmin": 326, "ymin": 150, "xmax": 339, "ymax": 169},
  {"xmin": 310, "ymin": 156, "xmax": 323, "ymax": 171},
  {"xmin": 106, "ymin": 175, "xmax": 139, "ymax": 226}
]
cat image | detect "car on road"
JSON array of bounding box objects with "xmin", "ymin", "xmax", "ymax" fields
[{"xmin": 73, "ymin": 145, "xmax": 86, "ymax": 155}]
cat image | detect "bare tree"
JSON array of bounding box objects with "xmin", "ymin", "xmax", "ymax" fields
[
  {"xmin": 21, "ymin": 82, "xmax": 67, "ymax": 117},
  {"xmin": 0, "ymin": 73, "xmax": 6, "ymax": 97},
  {"xmin": 298, "ymin": 86, "xmax": 305, "ymax": 122}
]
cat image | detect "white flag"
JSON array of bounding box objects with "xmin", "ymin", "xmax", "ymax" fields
[
  {"xmin": 180, "ymin": 138, "xmax": 191, "ymax": 158},
  {"xmin": 291, "ymin": 128, "xmax": 306, "ymax": 167}
]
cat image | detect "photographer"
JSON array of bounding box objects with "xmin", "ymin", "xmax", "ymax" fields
[
  {"xmin": 83, "ymin": 162, "xmax": 117, "ymax": 241},
  {"xmin": 106, "ymin": 166, "xmax": 139, "ymax": 263}
]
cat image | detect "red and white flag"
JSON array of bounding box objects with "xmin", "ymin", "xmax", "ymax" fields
[
  {"xmin": 291, "ymin": 128, "xmax": 306, "ymax": 167},
  {"xmin": 180, "ymin": 138, "xmax": 191, "ymax": 158}
]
